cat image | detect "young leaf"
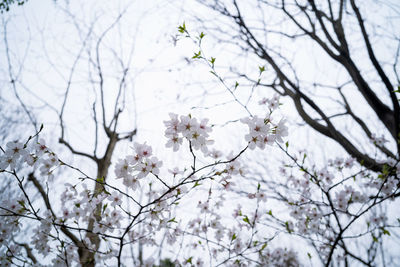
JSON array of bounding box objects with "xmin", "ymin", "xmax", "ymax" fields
[
  {"xmin": 178, "ymin": 22, "xmax": 186, "ymax": 34},
  {"xmin": 192, "ymin": 51, "xmax": 201, "ymax": 59},
  {"xmin": 231, "ymin": 233, "xmax": 237, "ymax": 241}
]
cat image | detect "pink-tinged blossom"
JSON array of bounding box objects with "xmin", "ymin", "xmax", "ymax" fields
[
  {"xmin": 178, "ymin": 115, "xmax": 198, "ymax": 138},
  {"xmin": 290, "ymin": 206, "xmax": 304, "ymax": 219},
  {"xmin": 135, "ymin": 162, "xmax": 150, "ymax": 179},
  {"xmin": 370, "ymin": 214, "xmax": 388, "ymax": 226},
  {"xmin": 256, "ymin": 191, "xmax": 267, "ymax": 202},
  {"xmin": 90, "ymin": 193, "xmax": 107, "ymax": 210},
  {"xmin": 72, "ymin": 205, "xmax": 85, "ymax": 219},
  {"xmin": 147, "ymin": 156, "xmax": 163, "ymax": 175},
  {"xmin": 23, "ymin": 153, "xmax": 36, "ymax": 166},
  {"xmin": 250, "ymin": 116, "xmax": 270, "ymax": 136},
  {"xmin": 245, "ymin": 133, "xmax": 263, "ymax": 150},
  {"xmin": 308, "ymin": 208, "xmax": 322, "ymax": 220},
  {"xmin": 165, "ymin": 134, "xmax": 182, "ymax": 151},
  {"xmin": 335, "ymin": 191, "xmax": 348, "ymax": 210},
  {"xmin": 93, "ymin": 221, "xmax": 107, "ymax": 234},
  {"xmin": 334, "ymin": 157, "xmax": 344, "ymax": 167},
  {"xmin": 34, "ymin": 139, "xmax": 48, "ymax": 156},
  {"xmin": 261, "ymin": 134, "xmax": 276, "ymax": 147},
  {"xmin": 259, "ymin": 97, "xmax": 268, "ymax": 105},
  {"xmin": 108, "ymin": 191, "xmax": 123, "ymax": 207},
  {"xmin": 5, "ymin": 141, "xmax": 27, "ymax": 159},
  {"xmin": 168, "ymin": 167, "xmax": 183, "ymax": 177},
  {"xmin": 114, "ymin": 158, "xmax": 132, "ymax": 179},
  {"xmin": 0, "ymin": 154, "xmax": 18, "ymax": 170},
  {"xmin": 122, "ymin": 174, "xmax": 139, "ymax": 190},
  {"xmin": 344, "ymin": 157, "xmax": 355, "ymax": 168},
  {"xmin": 208, "ymin": 148, "xmax": 222, "ymax": 159},
  {"xmin": 163, "ymin": 113, "xmax": 180, "ymax": 135},
  {"xmin": 62, "ymin": 207, "xmax": 71, "ymax": 220},
  {"xmin": 198, "ymin": 201, "xmax": 210, "ymax": 213},
  {"xmin": 274, "ymin": 118, "xmax": 288, "ymax": 143},
  {"xmin": 199, "ymin": 118, "xmax": 212, "ymax": 135},
  {"xmin": 370, "ymin": 133, "xmax": 388, "ymax": 146},
  {"xmin": 232, "ymin": 205, "xmax": 242, "ymax": 218},
  {"xmin": 225, "ymin": 160, "xmax": 241, "ymax": 175},
  {"xmin": 166, "ymin": 230, "xmax": 177, "ymax": 245},
  {"xmin": 133, "ymin": 142, "xmax": 152, "ymax": 160},
  {"xmin": 233, "ymin": 238, "xmax": 244, "ymax": 253}
]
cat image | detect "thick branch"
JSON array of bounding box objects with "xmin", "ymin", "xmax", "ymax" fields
[
  {"xmin": 59, "ymin": 138, "xmax": 97, "ymax": 162},
  {"xmin": 28, "ymin": 173, "xmax": 81, "ymax": 246},
  {"xmin": 350, "ymin": 0, "xmax": 399, "ymax": 152}
]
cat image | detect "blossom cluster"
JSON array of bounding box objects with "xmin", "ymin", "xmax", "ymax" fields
[
  {"xmin": 0, "ymin": 139, "xmax": 59, "ymax": 180},
  {"xmin": 0, "ymin": 192, "xmax": 24, "ymax": 254},
  {"xmin": 114, "ymin": 142, "xmax": 162, "ymax": 189},
  {"xmin": 259, "ymin": 247, "xmax": 299, "ymax": 266},
  {"xmin": 2, "ymin": 102, "xmax": 397, "ymax": 267},
  {"xmin": 164, "ymin": 113, "xmax": 213, "ymax": 153},
  {"xmin": 241, "ymin": 115, "xmax": 287, "ymax": 150},
  {"xmin": 180, "ymin": 187, "xmax": 295, "ymax": 266},
  {"xmin": 258, "ymin": 94, "xmax": 280, "ymax": 111},
  {"xmin": 278, "ymin": 146, "xmax": 400, "ymax": 264}
]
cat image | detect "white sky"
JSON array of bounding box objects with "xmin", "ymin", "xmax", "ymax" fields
[{"xmin": 1, "ymin": 0, "xmax": 399, "ymax": 265}]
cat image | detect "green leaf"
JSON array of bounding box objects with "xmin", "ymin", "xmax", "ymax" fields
[
  {"xmin": 178, "ymin": 22, "xmax": 186, "ymax": 33},
  {"xmin": 192, "ymin": 181, "xmax": 201, "ymax": 188},
  {"xmin": 103, "ymin": 188, "xmax": 111, "ymax": 195},
  {"xmin": 186, "ymin": 257, "xmax": 192, "ymax": 264},
  {"xmin": 210, "ymin": 57, "xmax": 216, "ymax": 65},
  {"xmin": 382, "ymin": 228, "xmax": 391, "ymax": 236},
  {"xmin": 307, "ymin": 252, "xmax": 312, "ymax": 259},
  {"xmin": 102, "ymin": 203, "xmax": 108, "ymax": 213},
  {"xmin": 192, "ymin": 51, "xmax": 201, "ymax": 59},
  {"xmin": 199, "ymin": 32, "xmax": 205, "ymax": 39},
  {"xmin": 243, "ymin": 215, "xmax": 250, "ymax": 224},
  {"xmin": 259, "ymin": 66, "xmax": 265, "ymax": 74},
  {"xmin": 260, "ymin": 243, "xmax": 267, "ymax": 251},
  {"xmin": 231, "ymin": 233, "xmax": 237, "ymax": 241},
  {"xmin": 18, "ymin": 200, "xmax": 26, "ymax": 210},
  {"xmin": 285, "ymin": 221, "xmax": 293, "ymax": 233},
  {"xmin": 372, "ymin": 234, "xmax": 379, "ymax": 242},
  {"xmin": 168, "ymin": 217, "xmax": 177, "ymax": 223},
  {"xmin": 267, "ymin": 210, "xmax": 273, "ymax": 216}
]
